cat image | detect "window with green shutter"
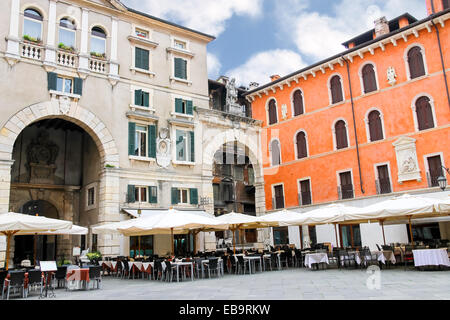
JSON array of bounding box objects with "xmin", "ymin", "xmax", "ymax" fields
[
  {"xmin": 74, "ymin": 78, "xmax": 83, "ymax": 95},
  {"xmin": 128, "ymin": 122, "xmax": 136, "ymax": 156},
  {"xmin": 186, "ymin": 100, "xmax": 193, "ymax": 115},
  {"xmin": 135, "ymin": 47, "xmax": 149, "ymax": 70},
  {"xmin": 189, "ymin": 131, "xmax": 195, "ymax": 162},
  {"xmin": 149, "ymin": 186, "xmax": 157, "ymax": 204},
  {"xmin": 174, "ymin": 57, "xmax": 187, "ymax": 79},
  {"xmin": 171, "ymin": 188, "xmax": 179, "ymax": 205},
  {"xmin": 190, "ymin": 188, "xmax": 198, "ymax": 205},
  {"xmin": 127, "ymin": 185, "xmax": 136, "ymax": 203},
  {"xmin": 175, "ymin": 98, "xmax": 193, "ymax": 115},
  {"xmin": 48, "ymin": 72, "xmax": 57, "ymax": 91},
  {"xmin": 134, "ymin": 90, "xmax": 150, "ymax": 107},
  {"xmin": 148, "ymin": 125, "xmax": 156, "ymax": 158}
]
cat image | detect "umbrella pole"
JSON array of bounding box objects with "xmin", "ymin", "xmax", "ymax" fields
[
  {"xmin": 334, "ymin": 224, "xmax": 339, "ymax": 248},
  {"xmin": 232, "ymin": 228, "xmax": 236, "ymax": 255},
  {"xmin": 138, "ymin": 236, "xmax": 141, "ymax": 257},
  {"xmin": 380, "ymin": 220, "xmax": 386, "ymax": 246},
  {"xmin": 4, "ymin": 231, "xmax": 18, "ymax": 271},
  {"xmin": 408, "ymin": 216, "xmax": 414, "ymax": 248},
  {"xmin": 33, "ymin": 234, "xmax": 37, "ymax": 266},
  {"xmin": 171, "ymin": 228, "xmax": 174, "ymax": 257}
]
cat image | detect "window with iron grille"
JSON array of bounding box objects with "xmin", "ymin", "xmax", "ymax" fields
[{"xmin": 376, "ymin": 165, "xmax": 392, "ymax": 194}]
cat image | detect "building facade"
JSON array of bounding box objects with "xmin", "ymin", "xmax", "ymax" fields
[
  {"xmin": 246, "ymin": 0, "xmax": 450, "ymax": 250},
  {"xmin": 0, "ymin": 0, "xmax": 266, "ymax": 266}
]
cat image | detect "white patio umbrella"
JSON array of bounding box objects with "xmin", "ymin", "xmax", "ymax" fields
[
  {"xmin": 210, "ymin": 212, "xmax": 268, "ymax": 254},
  {"xmin": 0, "ymin": 212, "xmax": 72, "ymax": 270},
  {"xmin": 435, "ymin": 197, "xmax": 450, "ymax": 214},
  {"xmin": 258, "ymin": 209, "xmax": 304, "ymax": 227},
  {"xmin": 33, "ymin": 225, "xmax": 88, "ymax": 235},
  {"xmin": 93, "ymin": 208, "xmax": 228, "ymax": 256}
]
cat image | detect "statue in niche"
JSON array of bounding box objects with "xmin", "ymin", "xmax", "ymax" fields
[{"xmin": 26, "ymin": 131, "xmax": 59, "ymax": 184}]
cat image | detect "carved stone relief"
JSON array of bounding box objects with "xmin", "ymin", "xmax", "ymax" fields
[
  {"xmin": 393, "ymin": 136, "xmax": 422, "ymax": 183},
  {"xmin": 156, "ymin": 128, "xmax": 171, "ymax": 168}
]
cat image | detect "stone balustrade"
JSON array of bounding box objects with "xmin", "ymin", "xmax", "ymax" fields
[
  {"xmin": 20, "ymin": 41, "xmax": 43, "ymax": 61},
  {"xmin": 57, "ymin": 50, "xmax": 78, "ymax": 68},
  {"xmin": 89, "ymin": 57, "xmax": 107, "ymax": 73}
]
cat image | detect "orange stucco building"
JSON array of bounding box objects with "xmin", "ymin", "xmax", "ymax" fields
[{"xmin": 246, "ymin": 0, "xmax": 450, "ymax": 249}]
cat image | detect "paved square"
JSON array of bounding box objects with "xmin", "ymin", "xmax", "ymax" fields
[{"xmin": 21, "ymin": 268, "xmax": 450, "ymax": 300}]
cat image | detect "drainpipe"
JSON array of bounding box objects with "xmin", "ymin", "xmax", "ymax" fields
[
  {"xmin": 429, "ymin": 9, "xmax": 450, "ymax": 111},
  {"xmin": 342, "ymin": 56, "xmax": 365, "ymax": 195}
]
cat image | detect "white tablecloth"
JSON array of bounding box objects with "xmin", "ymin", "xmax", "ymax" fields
[
  {"xmin": 340, "ymin": 252, "xmax": 362, "ymax": 266},
  {"xmin": 413, "ymin": 249, "xmax": 450, "ymax": 267},
  {"xmin": 304, "ymin": 253, "xmax": 329, "ymax": 269},
  {"xmin": 372, "ymin": 251, "xmax": 396, "ymax": 265}
]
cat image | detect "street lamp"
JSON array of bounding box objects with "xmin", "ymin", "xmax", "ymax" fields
[{"xmin": 437, "ymin": 166, "xmax": 450, "ymax": 191}]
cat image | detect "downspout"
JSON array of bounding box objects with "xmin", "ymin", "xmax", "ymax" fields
[
  {"xmin": 430, "ymin": 17, "xmax": 450, "ymax": 110},
  {"xmin": 342, "ymin": 55, "xmax": 365, "ymax": 194}
]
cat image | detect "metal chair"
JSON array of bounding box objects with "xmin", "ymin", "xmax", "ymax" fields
[
  {"xmin": 27, "ymin": 270, "xmax": 43, "ymax": 296},
  {"xmin": 361, "ymin": 247, "xmax": 378, "ymax": 268},
  {"xmin": 89, "ymin": 266, "xmax": 102, "ymax": 289},
  {"xmin": 53, "ymin": 266, "xmax": 67, "ymax": 289},
  {"xmin": 403, "ymin": 246, "xmax": 415, "ymax": 270},
  {"xmin": 5, "ymin": 271, "xmax": 26, "ymax": 300},
  {"xmin": 164, "ymin": 261, "xmax": 177, "ymax": 282},
  {"xmin": 0, "ymin": 271, "xmax": 7, "ymax": 300},
  {"xmin": 204, "ymin": 258, "xmax": 220, "ymax": 278},
  {"xmin": 236, "ymin": 256, "xmax": 250, "ymax": 275},
  {"xmin": 279, "ymin": 251, "xmax": 289, "ymax": 269}
]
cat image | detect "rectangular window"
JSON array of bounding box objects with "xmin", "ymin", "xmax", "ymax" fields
[
  {"xmin": 149, "ymin": 186, "xmax": 157, "ymax": 204},
  {"xmin": 135, "ymin": 28, "xmax": 148, "ymax": 39},
  {"xmin": 175, "ymin": 98, "xmax": 193, "ymax": 115},
  {"xmin": 179, "ymin": 189, "xmax": 189, "ymax": 204},
  {"xmin": 56, "ymin": 76, "xmax": 73, "ymax": 94},
  {"xmin": 273, "ymin": 185, "xmax": 285, "ymax": 209},
  {"xmin": 87, "ymin": 187, "xmax": 95, "ymax": 206},
  {"xmin": 174, "ymin": 57, "xmax": 187, "ymax": 80},
  {"xmin": 135, "ymin": 125, "xmax": 148, "ymax": 157},
  {"xmin": 299, "ymin": 180, "xmax": 312, "ymax": 206},
  {"xmin": 176, "ymin": 130, "xmax": 194, "ymax": 162},
  {"xmin": 234, "ymin": 166, "xmax": 244, "ymax": 181},
  {"xmin": 134, "ymin": 186, "xmax": 148, "ymax": 203},
  {"xmin": 427, "ymin": 155, "xmax": 443, "ymax": 187},
  {"xmin": 135, "ymin": 47, "xmax": 149, "ymax": 70},
  {"xmin": 134, "ymin": 89, "xmax": 150, "ymax": 107},
  {"xmin": 376, "ymin": 165, "xmax": 392, "ymax": 194},
  {"xmin": 174, "ymin": 40, "xmax": 187, "ymax": 50},
  {"xmin": 339, "ymin": 171, "xmax": 354, "ymax": 200}
]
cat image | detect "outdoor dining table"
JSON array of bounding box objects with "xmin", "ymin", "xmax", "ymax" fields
[
  {"xmin": 304, "ymin": 252, "xmax": 329, "ymax": 269},
  {"xmin": 172, "ymin": 261, "xmax": 194, "ymax": 282},
  {"xmin": 66, "ymin": 268, "xmax": 90, "ymax": 290},
  {"xmin": 372, "ymin": 250, "xmax": 396, "ymax": 265},
  {"xmin": 412, "ymin": 248, "xmax": 450, "ymax": 268},
  {"xmin": 234, "ymin": 255, "xmax": 263, "ymax": 274}
]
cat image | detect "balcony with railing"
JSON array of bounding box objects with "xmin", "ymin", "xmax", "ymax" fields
[
  {"xmin": 57, "ymin": 50, "xmax": 78, "ymax": 68},
  {"xmin": 338, "ymin": 185, "xmax": 354, "ymax": 200},
  {"xmin": 21, "ymin": 41, "xmax": 43, "ymax": 61},
  {"xmin": 375, "ymin": 179, "xmax": 392, "ymax": 194},
  {"xmin": 89, "ymin": 56, "xmax": 108, "ymax": 74}
]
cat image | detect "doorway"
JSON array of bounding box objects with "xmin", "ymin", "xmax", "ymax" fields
[{"xmin": 340, "ymin": 224, "xmax": 362, "ymax": 249}]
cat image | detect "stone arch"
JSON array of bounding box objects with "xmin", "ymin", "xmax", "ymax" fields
[{"xmin": 0, "ymin": 101, "xmax": 119, "ymax": 167}]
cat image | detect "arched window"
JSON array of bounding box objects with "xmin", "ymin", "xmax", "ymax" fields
[
  {"xmin": 362, "ymin": 64, "xmax": 378, "ymax": 94},
  {"xmin": 296, "ymin": 131, "xmax": 308, "ymax": 159},
  {"xmin": 23, "ymin": 8, "xmax": 43, "ymax": 41},
  {"xmin": 368, "ymin": 110, "xmax": 384, "ymax": 142},
  {"xmin": 330, "ymin": 75, "xmax": 344, "ymax": 104},
  {"xmin": 91, "ymin": 26, "xmax": 106, "ymax": 56},
  {"xmin": 335, "ymin": 120, "xmax": 348, "ymax": 150},
  {"xmin": 270, "ymin": 140, "xmax": 281, "ymax": 166},
  {"xmin": 59, "ymin": 18, "xmax": 76, "ymax": 49},
  {"xmin": 415, "ymin": 96, "xmax": 435, "ymax": 131},
  {"xmin": 407, "ymin": 46, "xmax": 426, "ymax": 79},
  {"xmin": 268, "ymin": 99, "xmax": 278, "ymax": 125},
  {"xmin": 292, "ymin": 90, "xmax": 304, "ymax": 116}
]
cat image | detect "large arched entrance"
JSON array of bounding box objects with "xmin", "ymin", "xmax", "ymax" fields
[{"xmin": 0, "ymin": 101, "xmax": 121, "ymax": 267}]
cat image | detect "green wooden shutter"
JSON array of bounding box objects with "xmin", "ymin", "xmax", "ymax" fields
[
  {"xmin": 149, "ymin": 186, "xmax": 157, "ymax": 204},
  {"xmin": 134, "ymin": 89, "xmax": 143, "ymax": 106},
  {"xmin": 175, "ymin": 98, "xmax": 183, "ymax": 114},
  {"xmin": 73, "ymin": 78, "xmax": 83, "ymax": 95},
  {"xmin": 189, "ymin": 131, "xmax": 195, "ymax": 162},
  {"xmin": 186, "ymin": 100, "xmax": 193, "ymax": 115},
  {"xmin": 171, "ymin": 188, "xmax": 179, "ymax": 205},
  {"xmin": 47, "ymin": 72, "xmax": 57, "ymax": 91},
  {"xmin": 135, "ymin": 47, "xmax": 142, "ymax": 69},
  {"xmin": 181, "ymin": 59, "xmax": 187, "ymax": 79},
  {"xmin": 174, "ymin": 58, "xmax": 182, "ymax": 78},
  {"xmin": 143, "ymin": 92, "xmax": 149, "ymax": 107},
  {"xmin": 128, "ymin": 122, "xmax": 136, "ymax": 156},
  {"xmin": 127, "ymin": 185, "xmax": 136, "ymax": 203},
  {"xmin": 190, "ymin": 188, "xmax": 198, "ymax": 205},
  {"xmin": 148, "ymin": 124, "xmax": 156, "ymax": 158},
  {"xmin": 142, "ymin": 49, "xmax": 149, "ymax": 70}
]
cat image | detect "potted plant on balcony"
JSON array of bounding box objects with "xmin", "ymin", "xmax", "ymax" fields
[
  {"xmin": 90, "ymin": 51, "xmax": 107, "ymax": 60},
  {"xmin": 23, "ymin": 34, "xmax": 42, "ymax": 45},
  {"xmin": 58, "ymin": 42, "xmax": 76, "ymax": 53}
]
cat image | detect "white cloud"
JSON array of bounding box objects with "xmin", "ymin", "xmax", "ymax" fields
[
  {"xmin": 278, "ymin": 0, "xmax": 427, "ymax": 61},
  {"xmin": 207, "ymin": 53, "xmax": 222, "ymax": 79},
  {"xmin": 226, "ymin": 50, "xmax": 307, "ymax": 87},
  {"xmin": 121, "ymin": 0, "xmax": 263, "ymax": 37}
]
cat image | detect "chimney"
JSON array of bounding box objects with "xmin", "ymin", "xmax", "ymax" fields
[
  {"xmin": 374, "ymin": 17, "xmax": 390, "ymax": 38},
  {"xmin": 270, "ymin": 75, "xmax": 281, "ymax": 82}
]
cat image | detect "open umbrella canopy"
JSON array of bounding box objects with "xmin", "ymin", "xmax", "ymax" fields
[
  {"xmin": 283, "ymin": 203, "xmax": 362, "ymax": 226},
  {"xmin": 435, "ymin": 197, "xmax": 450, "ymax": 214},
  {"xmin": 0, "ymin": 212, "xmax": 72, "ymax": 235},
  {"xmin": 343, "ymin": 194, "xmax": 444, "ymax": 223},
  {"xmin": 32, "ymin": 224, "xmax": 88, "ymax": 236},
  {"xmin": 214, "ymin": 211, "xmax": 267, "ymax": 230},
  {"xmin": 92, "ymin": 208, "xmax": 228, "ymax": 237},
  {"xmin": 258, "ymin": 209, "xmax": 304, "ymax": 227}
]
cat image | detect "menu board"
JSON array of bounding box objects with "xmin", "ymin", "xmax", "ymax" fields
[
  {"xmin": 39, "ymin": 261, "xmax": 57, "ymax": 272},
  {"xmin": 73, "ymin": 247, "xmax": 81, "ymax": 257}
]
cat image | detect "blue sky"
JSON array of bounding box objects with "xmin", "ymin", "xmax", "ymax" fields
[{"xmin": 122, "ymin": 0, "xmax": 427, "ymax": 87}]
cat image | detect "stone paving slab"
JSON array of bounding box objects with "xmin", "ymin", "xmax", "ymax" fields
[{"xmin": 17, "ymin": 268, "xmax": 450, "ymax": 300}]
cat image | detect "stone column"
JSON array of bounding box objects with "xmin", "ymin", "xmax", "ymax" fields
[
  {"xmin": 43, "ymin": 0, "xmax": 57, "ymax": 68},
  {"xmin": 96, "ymin": 168, "xmax": 120, "ymax": 257},
  {"xmin": 108, "ymin": 17, "xmax": 120, "ymax": 83},
  {"xmin": 78, "ymin": 8, "xmax": 90, "ymax": 74},
  {"xmin": 5, "ymin": 0, "xmax": 21, "ymax": 64},
  {"xmin": 0, "ymin": 159, "xmax": 14, "ymax": 268},
  {"xmin": 201, "ymin": 178, "xmax": 216, "ymax": 251}
]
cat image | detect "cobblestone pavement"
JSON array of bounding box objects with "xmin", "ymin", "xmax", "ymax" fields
[{"xmin": 22, "ymin": 267, "xmax": 450, "ymax": 300}]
